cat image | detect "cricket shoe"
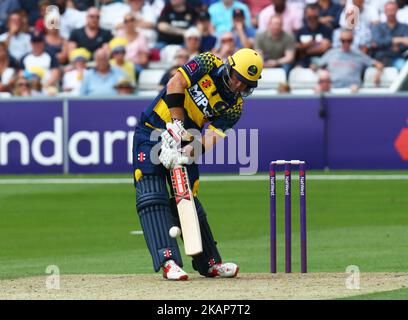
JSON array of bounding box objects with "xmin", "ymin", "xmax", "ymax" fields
[
  {"xmin": 208, "ymin": 262, "xmax": 239, "ymax": 278},
  {"xmin": 162, "ymin": 260, "xmax": 189, "ymax": 280}
]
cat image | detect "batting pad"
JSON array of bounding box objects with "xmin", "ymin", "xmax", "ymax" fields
[{"xmin": 136, "ymin": 174, "xmax": 183, "ymax": 272}]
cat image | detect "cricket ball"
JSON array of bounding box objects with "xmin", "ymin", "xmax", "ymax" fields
[{"xmin": 169, "ymin": 226, "xmax": 181, "ymax": 238}]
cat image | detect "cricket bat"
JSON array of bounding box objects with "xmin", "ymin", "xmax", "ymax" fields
[{"xmin": 170, "ymin": 165, "xmax": 203, "ymax": 256}]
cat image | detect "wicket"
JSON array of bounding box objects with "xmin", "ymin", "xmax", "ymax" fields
[{"xmin": 270, "ymin": 160, "xmax": 307, "ymax": 273}]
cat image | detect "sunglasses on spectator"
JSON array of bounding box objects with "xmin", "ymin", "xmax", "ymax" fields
[
  {"xmin": 306, "ymin": 15, "xmax": 318, "ymax": 20},
  {"xmin": 18, "ymin": 82, "xmax": 30, "ymax": 87},
  {"xmin": 318, "ymin": 79, "xmax": 331, "ymax": 83},
  {"xmin": 341, "ymin": 39, "xmax": 353, "ymax": 43},
  {"xmin": 88, "ymin": 14, "xmax": 100, "ymax": 19},
  {"xmin": 124, "ymin": 18, "xmax": 135, "ymax": 23},
  {"xmin": 221, "ymin": 38, "xmax": 234, "ymax": 43}
]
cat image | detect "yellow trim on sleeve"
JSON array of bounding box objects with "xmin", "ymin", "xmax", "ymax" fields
[
  {"xmin": 178, "ymin": 67, "xmax": 192, "ymax": 88},
  {"xmin": 192, "ymin": 179, "xmax": 200, "ymax": 196},
  {"xmin": 208, "ymin": 124, "xmax": 227, "ymax": 138},
  {"xmin": 135, "ymin": 169, "xmax": 143, "ymax": 182},
  {"xmin": 153, "ymin": 99, "xmax": 172, "ymax": 123},
  {"xmin": 144, "ymin": 122, "xmax": 159, "ymax": 131}
]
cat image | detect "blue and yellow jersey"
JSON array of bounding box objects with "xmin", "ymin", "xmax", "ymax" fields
[{"xmin": 139, "ymin": 52, "xmax": 244, "ymax": 138}]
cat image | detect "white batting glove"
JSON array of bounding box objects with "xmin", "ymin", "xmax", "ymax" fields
[
  {"xmin": 159, "ymin": 144, "xmax": 189, "ymax": 170},
  {"xmin": 160, "ymin": 120, "xmax": 192, "ymax": 149}
]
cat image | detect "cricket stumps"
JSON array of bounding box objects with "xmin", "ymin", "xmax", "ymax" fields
[{"xmin": 270, "ymin": 160, "xmax": 307, "ymax": 273}]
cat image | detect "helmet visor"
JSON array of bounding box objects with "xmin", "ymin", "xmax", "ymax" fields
[{"xmin": 232, "ymin": 69, "xmax": 258, "ymax": 88}]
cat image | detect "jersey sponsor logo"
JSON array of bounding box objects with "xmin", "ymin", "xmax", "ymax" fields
[
  {"xmin": 201, "ymin": 79, "xmax": 212, "ymax": 88},
  {"xmin": 186, "ymin": 60, "xmax": 199, "ymax": 75},
  {"xmin": 186, "ymin": 60, "xmax": 198, "ymax": 75},
  {"xmin": 188, "ymin": 84, "xmax": 209, "ymax": 109}
]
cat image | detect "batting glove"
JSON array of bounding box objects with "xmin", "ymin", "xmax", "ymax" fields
[
  {"xmin": 160, "ymin": 119, "xmax": 192, "ymax": 149},
  {"xmin": 159, "ymin": 144, "xmax": 189, "ymax": 170}
]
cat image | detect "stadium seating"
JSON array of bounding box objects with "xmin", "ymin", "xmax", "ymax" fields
[
  {"xmin": 290, "ymin": 89, "xmax": 315, "ymax": 95},
  {"xmin": 160, "ymin": 45, "xmax": 182, "ymax": 66},
  {"xmin": 138, "ymin": 69, "xmax": 166, "ymax": 91},
  {"xmin": 363, "ymin": 67, "xmax": 399, "ymax": 88},
  {"xmin": 288, "ymin": 68, "xmax": 318, "ymax": 90},
  {"xmin": 330, "ymin": 88, "xmax": 353, "ymax": 94},
  {"xmin": 257, "ymin": 68, "xmax": 287, "ymax": 90}
]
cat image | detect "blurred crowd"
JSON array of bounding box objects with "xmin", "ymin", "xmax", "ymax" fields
[{"xmin": 0, "ymin": 0, "xmax": 407, "ymax": 97}]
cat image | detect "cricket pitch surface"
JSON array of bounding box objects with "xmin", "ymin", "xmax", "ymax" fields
[{"xmin": 1, "ymin": 273, "xmax": 407, "ymax": 300}]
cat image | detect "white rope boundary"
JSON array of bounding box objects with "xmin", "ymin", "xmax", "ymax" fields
[{"xmin": 0, "ymin": 174, "xmax": 408, "ymax": 184}]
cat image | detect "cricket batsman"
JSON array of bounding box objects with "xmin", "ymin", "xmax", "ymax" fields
[{"xmin": 133, "ymin": 48, "xmax": 263, "ymax": 280}]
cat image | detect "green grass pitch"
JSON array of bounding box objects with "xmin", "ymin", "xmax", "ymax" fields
[{"xmin": 0, "ymin": 171, "xmax": 407, "ymax": 299}]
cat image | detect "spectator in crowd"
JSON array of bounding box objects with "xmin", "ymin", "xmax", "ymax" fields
[
  {"xmin": 315, "ymin": 68, "xmax": 332, "ymax": 93},
  {"xmin": 215, "ymin": 31, "xmax": 237, "ymax": 61},
  {"xmin": 0, "ymin": 0, "xmax": 20, "ymax": 34},
  {"xmin": 0, "ymin": 11, "xmax": 32, "ymax": 61},
  {"xmin": 295, "ymin": 4, "xmax": 332, "ymax": 67},
  {"xmin": 100, "ymin": 0, "xmax": 131, "ymax": 31},
  {"xmin": 68, "ymin": 7, "xmax": 113, "ymax": 55},
  {"xmin": 287, "ymin": 0, "xmax": 309, "ymax": 12},
  {"xmin": 366, "ymin": 0, "xmax": 389, "ymax": 17},
  {"xmin": 196, "ymin": 11, "xmax": 217, "ymax": 52},
  {"xmin": 339, "ymin": 0, "xmax": 380, "ymax": 30},
  {"xmin": 115, "ymin": 77, "xmax": 137, "ymax": 95},
  {"xmin": 255, "ymin": 15, "xmax": 295, "ymax": 73},
  {"xmin": 158, "ymin": 47, "xmax": 189, "ymax": 90},
  {"xmin": 63, "ymin": 47, "xmax": 91, "ymax": 95},
  {"xmin": 80, "ymin": 48, "xmax": 125, "ymax": 96},
  {"xmin": 316, "ymin": 29, "xmax": 383, "ymax": 89},
  {"xmin": 18, "ymin": 9, "xmax": 31, "ymax": 33},
  {"xmin": 12, "ymin": 75, "xmax": 31, "ymax": 96},
  {"xmin": 59, "ymin": 0, "xmax": 87, "ymax": 40},
  {"xmin": 127, "ymin": 0, "xmax": 158, "ymax": 30},
  {"xmin": 258, "ymin": 0, "xmax": 303, "ymax": 34},
  {"xmin": 34, "ymin": 0, "xmax": 51, "ymax": 34},
  {"xmin": 332, "ymin": 7, "xmax": 372, "ymax": 53},
  {"xmin": 126, "ymin": 0, "xmax": 159, "ymax": 48},
  {"xmin": 157, "ymin": 0, "xmax": 197, "ymax": 47},
  {"xmin": 242, "ymin": 0, "xmax": 271, "ymax": 27},
  {"xmin": 183, "ymin": 27, "xmax": 202, "ymax": 59},
  {"xmin": 109, "ymin": 37, "xmax": 136, "ymax": 85},
  {"xmin": 24, "ymin": 66, "xmax": 48, "ymax": 96},
  {"xmin": 116, "ymin": 13, "xmax": 150, "ymax": 70},
  {"xmin": 318, "ymin": 0, "xmax": 344, "ymax": 30},
  {"xmin": 371, "ymin": 1, "xmax": 408, "ymax": 70},
  {"xmin": 208, "ymin": 0, "xmax": 251, "ymax": 36},
  {"xmin": 231, "ymin": 8, "xmax": 256, "ymax": 49},
  {"xmin": 19, "ymin": 0, "xmax": 39, "ymax": 27},
  {"xmin": 45, "ymin": 27, "xmax": 69, "ymax": 66},
  {"xmin": 0, "ymin": 41, "xmax": 16, "ymax": 92},
  {"xmin": 20, "ymin": 32, "xmax": 60, "ymax": 89},
  {"xmin": 148, "ymin": 0, "xmax": 166, "ymax": 21}
]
